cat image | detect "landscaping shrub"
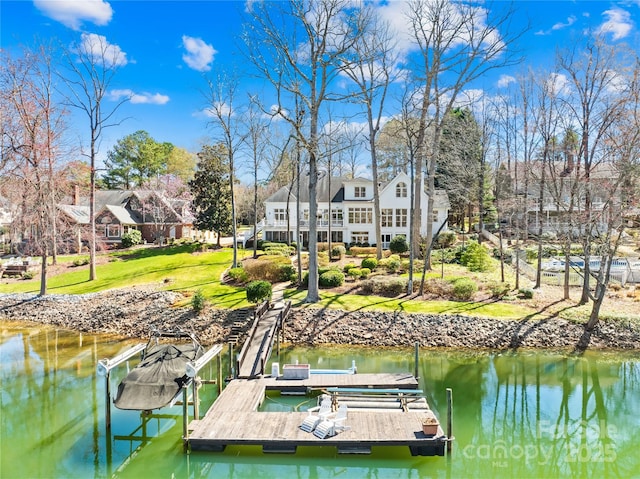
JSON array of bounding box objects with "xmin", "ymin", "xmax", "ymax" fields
[
  {"xmin": 300, "ymin": 267, "xmax": 341, "ymax": 287},
  {"xmin": 361, "ymin": 257, "xmax": 378, "ymax": 271},
  {"xmin": 518, "ymin": 288, "xmax": 534, "ymax": 299},
  {"xmin": 488, "ymin": 281, "xmax": 511, "ymax": 298},
  {"xmin": 191, "ymin": 290, "xmax": 206, "ymax": 315},
  {"xmin": 424, "ymin": 278, "xmax": 453, "ymax": 297},
  {"xmin": 379, "ymin": 255, "xmax": 401, "ymax": 273},
  {"xmin": 331, "ymin": 245, "xmax": 346, "ymax": 259},
  {"xmin": 246, "ymin": 280, "xmax": 272, "ymax": 303},
  {"xmin": 399, "ymin": 258, "xmax": 423, "ymax": 273},
  {"xmin": 343, "ymin": 263, "xmax": 358, "ymax": 273},
  {"xmin": 318, "ymin": 251, "xmax": 330, "ymax": 267},
  {"xmin": 22, "ymin": 271, "xmax": 34, "ymax": 280},
  {"xmin": 460, "ymin": 241, "xmax": 492, "ymax": 272},
  {"xmin": 263, "ymin": 242, "xmax": 295, "ymax": 256},
  {"xmin": 450, "ymin": 278, "xmax": 478, "ymax": 301},
  {"xmin": 121, "ymin": 230, "xmax": 143, "ymax": 248},
  {"xmin": 244, "ymin": 255, "xmax": 293, "ymax": 282},
  {"xmin": 525, "ymin": 247, "xmax": 538, "ymax": 263},
  {"xmin": 361, "ymin": 277, "xmax": 408, "ymax": 297},
  {"xmin": 349, "ymin": 246, "xmax": 377, "ymax": 256},
  {"xmin": 278, "ymin": 264, "xmax": 297, "ymax": 282},
  {"xmin": 72, "ymin": 256, "xmax": 90, "ymax": 267},
  {"xmin": 437, "ymin": 230, "xmax": 457, "ymax": 248},
  {"xmin": 347, "ymin": 268, "xmax": 362, "ymax": 281},
  {"xmin": 359, "ymin": 267, "xmax": 371, "ymax": 279},
  {"xmin": 228, "ymin": 267, "xmax": 249, "ymax": 283},
  {"xmin": 319, "ymin": 270, "xmax": 345, "ymax": 288},
  {"xmin": 319, "ymin": 242, "xmax": 345, "ymax": 253},
  {"xmin": 389, "ymin": 235, "xmax": 408, "ymax": 254}
]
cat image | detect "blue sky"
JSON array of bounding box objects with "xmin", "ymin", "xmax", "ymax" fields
[{"xmin": 2, "ymin": 1, "xmax": 639, "ymax": 178}]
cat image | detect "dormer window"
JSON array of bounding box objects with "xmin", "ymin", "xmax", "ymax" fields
[
  {"xmin": 355, "ymin": 186, "xmax": 366, "ymax": 198},
  {"xmin": 396, "ymin": 182, "xmax": 407, "ymax": 197}
]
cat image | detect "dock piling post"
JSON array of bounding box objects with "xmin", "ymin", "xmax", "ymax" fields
[
  {"xmin": 414, "ymin": 342, "xmax": 419, "ymax": 380},
  {"xmin": 193, "ymin": 378, "xmax": 199, "ymax": 420},
  {"xmin": 217, "ymin": 354, "xmax": 222, "ymax": 395},
  {"xmin": 182, "ymin": 387, "xmax": 189, "ymax": 451},
  {"xmin": 105, "ymin": 370, "xmax": 112, "ymax": 430},
  {"xmin": 446, "ymin": 388, "xmax": 453, "ymax": 454}
]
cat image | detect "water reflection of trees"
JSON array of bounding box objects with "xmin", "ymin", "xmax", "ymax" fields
[
  {"xmin": 488, "ymin": 353, "xmax": 639, "ymax": 478},
  {"xmin": 418, "ymin": 350, "xmax": 640, "ymax": 478},
  {"xmin": 0, "ymin": 326, "xmax": 146, "ymax": 478}
]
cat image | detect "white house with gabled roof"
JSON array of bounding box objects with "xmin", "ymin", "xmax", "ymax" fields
[{"xmin": 263, "ymin": 172, "xmax": 450, "ymax": 248}]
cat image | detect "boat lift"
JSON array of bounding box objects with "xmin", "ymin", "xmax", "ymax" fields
[{"xmin": 97, "ymin": 341, "xmax": 225, "ymax": 446}]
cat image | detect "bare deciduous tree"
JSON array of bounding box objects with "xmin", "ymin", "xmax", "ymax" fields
[
  {"xmin": 405, "ymin": 0, "xmax": 523, "ymax": 266},
  {"xmin": 1, "ymin": 45, "xmax": 68, "ymax": 295},
  {"xmin": 61, "ymin": 33, "xmax": 129, "ymax": 280},
  {"xmin": 558, "ymin": 37, "xmax": 633, "ymax": 307},
  {"xmin": 245, "ymin": 0, "xmax": 367, "ymax": 302},
  {"xmin": 204, "ymin": 72, "xmax": 242, "ymax": 267},
  {"xmin": 340, "ymin": 8, "xmax": 398, "ymax": 259}
]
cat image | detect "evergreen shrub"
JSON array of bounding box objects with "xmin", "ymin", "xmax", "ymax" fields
[
  {"xmin": 319, "ymin": 270, "xmax": 345, "ymax": 288},
  {"xmin": 389, "ymin": 235, "xmax": 408, "ymax": 254},
  {"xmin": 121, "ymin": 230, "xmax": 143, "ymax": 248},
  {"xmin": 450, "ymin": 278, "xmax": 477, "ymax": 301},
  {"xmin": 361, "ymin": 257, "xmax": 378, "ymax": 271},
  {"xmin": 246, "ymin": 280, "xmax": 272, "ymax": 303}
]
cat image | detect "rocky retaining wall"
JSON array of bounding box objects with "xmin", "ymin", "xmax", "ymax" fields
[{"xmin": 1, "ymin": 288, "xmax": 638, "ymax": 350}]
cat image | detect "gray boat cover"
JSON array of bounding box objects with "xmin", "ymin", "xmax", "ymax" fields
[{"xmin": 114, "ymin": 342, "xmax": 203, "ymax": 410}]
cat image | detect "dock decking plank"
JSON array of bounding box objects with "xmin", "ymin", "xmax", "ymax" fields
[{"xmin": 188, "ymin": 374, "xmax": 447, "ymax": 455}]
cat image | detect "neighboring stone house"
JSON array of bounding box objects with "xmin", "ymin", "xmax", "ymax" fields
[
  {"xmin": 263, "ymin": 172, "xmax": 450, "ymax": 248},
  {"xmin": 58, "ymin": 189, "xmax": 197, "ymax": 248}
]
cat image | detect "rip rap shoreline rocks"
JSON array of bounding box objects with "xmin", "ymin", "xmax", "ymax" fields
[{"xmin": 1, "ymin": 288, "xmax": 638, "ymax": 350}]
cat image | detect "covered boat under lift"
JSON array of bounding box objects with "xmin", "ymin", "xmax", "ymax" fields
[{"xmin": 97, "ymin": 328, "xmax": 224, "ymax": 434}]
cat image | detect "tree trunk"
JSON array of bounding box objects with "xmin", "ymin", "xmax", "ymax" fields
[
  {"xmin": 229, "ymin": 151, "xmax": 238, "ymax": 269},
  {"xmin": 305, "ymin": 154, "xmax": 319, "ymax": 303},
  {"xmin": 253, "ymin": 173, "xmax": 258, "ymax": 258},
  {"xmin": 89, "ymin": 159, "xmax": 97, "ymax": 281},
  {"xmin": 370, "ymin": 135, "xmax": 382, "ymax": 260},
  {"xmin": 39, "ymin": 251, "xmax": 47, "ymax": 296}
]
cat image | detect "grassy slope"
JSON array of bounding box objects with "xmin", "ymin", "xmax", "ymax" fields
[
  {"xmin": 0, "ymin": 245, "xmax": 537, "ymax": 319},
  {"xmin": 285, "ymin": 290, "xmax": 533, "ymax": 318},
  {"xmin": 0, "ymin": 245, "xmax": 249, "ymax": 309}
]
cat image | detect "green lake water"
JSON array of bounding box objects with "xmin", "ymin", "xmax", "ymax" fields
[{"xmin": 1, "ymin": 322, "xmax": 639, "ymax": 479}]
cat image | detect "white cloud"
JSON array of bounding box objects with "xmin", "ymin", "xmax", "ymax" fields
[
  {"xmin": 182, "ymin": 35, "xmax": 216, "ymax": 72},
  {"xmin": 536, "ymin": 15, "xmax": 577, "ymax": 36},
  {"xmin": 597, "ymin": 8, "xmax": 633, "ymax": 40},
  {"xmin": 497, "ymin": 74, "xmax": 516, "ymax": 88},
  {"xmin": 108, "ymin": 89, "xmax": 169, "ymax": 105},
  {"xmin": 266, "ymin": 104, "xmax": 288, "ymax": 120},
  {"xmin": 552, "ymin": 15, "xmax": 577, "ymax": 31},
  {"xmin": 603, "ymin": 70, "xmax": 628, "ymax": 95},
  {"xmin": 455, "ymin": 89, "xmax": 485, "ymax": 107},
  {"xmin": 321, "ymin": 120, "xmax": 367, "ymax": 137},
  {"xmin": 77, "ymin": 33, "xmax": 128, "ymax": 67},
  {"xmin": 546, "ymin": 72, "xmax": 570, "ymax": 96},
  {"xmin": 198, "ymin": 102, "xmax": 233, "ymax": 119},
  {"xmin": 34, "ymin": 0, "xmax": 112, "ymax": 30}
]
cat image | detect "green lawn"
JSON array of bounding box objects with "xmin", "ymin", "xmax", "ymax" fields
[
  {"xmin": 0, "ymin": 245, "xmax": 251, "ymax": 309},
  {"xmin": 284, "ymin": 289, "xmax": 534, "ymax": 319},
  {"xmin": 0, "ymin": 245, "xmax": 537, "ymax": 318}
]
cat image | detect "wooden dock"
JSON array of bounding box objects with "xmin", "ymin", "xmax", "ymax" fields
[{"xmin": 188, "ymin": 373, "xmax": 448, "ymax": 456}]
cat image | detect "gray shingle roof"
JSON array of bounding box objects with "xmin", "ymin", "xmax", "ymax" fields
[{"xmin": 266, "ymin": 174, "xmax": 346, "ymax": 203}]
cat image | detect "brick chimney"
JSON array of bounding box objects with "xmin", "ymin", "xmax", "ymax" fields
[{"xmin": 74, "ymin": 185, "xmax": 80, "ymax": 205}]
